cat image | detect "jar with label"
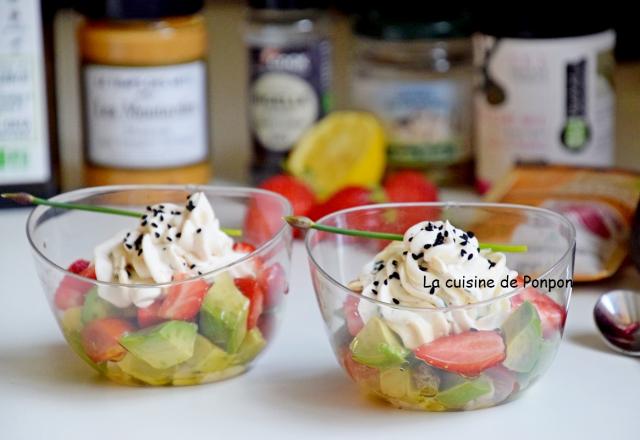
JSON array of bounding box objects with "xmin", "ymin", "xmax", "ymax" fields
[
  {"xmin": 350, "ymin": 6, "xmax": 473, "ymax": 186},
  {"xmin": 0, "ymin": 0, "xmax": 60, "ymax": 207},
  {"xmin": 245, "ymin": 0, "xmax": 331, "ymax": 185},
  {"xmin": 474, "ymin": 7, "xmax": 616, "ymax": 193},
  {"xmin": 76, "ymin": 0, "xmax": 211, "ymax": 186}
]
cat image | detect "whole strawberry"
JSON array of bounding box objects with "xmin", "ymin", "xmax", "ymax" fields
[
  {"xmin": 259, "ymin": 174, "xmax": 317, "ymax": 218},
  {"xmin": 383, "ymin": 171, "xmax": 439, "ymax": 230}
]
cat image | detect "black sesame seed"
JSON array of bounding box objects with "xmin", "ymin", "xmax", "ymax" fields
[
  {"xmin": 419, "ymin": 265, "xmax": 428, "ymax": 272},
  {"xmin": 142, "ymin": 215, "xmax": 147, "ymax": 220},
  {"xmin": 444, "ymin": 230, "xmax": 449, "ymax": 237},
  {"xmin": 190, "ymin": 264, "xmax": 196, "ymax": 269},
  {"xmin": 425, "ymin": 224, "xmax": 433, "ymax": 232},
  {"xmin": 372, "ymin": 289, "xmax": 378, "ymax": 295},
  {"xmin": 460, "ymin": 233, "xmax": 468, "ymax": 240},
  {"xmin": 146, "ymin": 206, "xmax": 152, "ymax": 211},
  {"xmin": 460, "ymin": 249, "xmax": 467, "ymax": 257},
  {"xmin": 403, "ymin": 251, "xmax": 408, "ymax": 256},
  {"xmin": 141, "ymin": 221, "xmax": 147, "ymax": 227},
  {"xmin": 424, "ymin": 243, "xmax": 432, "ymax": 250},
  {"xmin": 461, "ymin": 241, "xmax": 468, "ymax": 247},
  {"xmin": 196, "ymin": 228, "xmax": 202, "ymax": 234},
  {"xmin": 392, "ymin": 260, "xmax": 398, "ymax": 267},
  {"xmin": 155, "ymin": 232, "xmax": 160, "ymax": 238},
  {"xmin": 477, "ymin": 247, "xmax": 480, "ymax": 253},
  {"xmin": 433, "ymin": 233, "xmax": 445, "ymax": 247},
  {"xmin": 438, "ymin": 225, "xmax": 443, "ymax": 230},
  {"xmin": 389, "ymin": 272, "xmax": 400, "ymax": 280},
  {"xmin": 467, "ymin": 231, "xmax": 475, "ymax": 238},
  {"xmin": 176, "ymin": 232, "xmax": 182, "ymax": 238},
  {"xmin": 125, "ymin": 244, "xmax": 132, "ymax": 250},
  {"xmin": 134, "ymin": 235, "xmax": 143, "ymax": 247},
  {"xmin": 383, "ymin": 279, "xmax": 388, "ymax": 285},
  {"xmin": 412, "ymin": 252, "xmax": 424, "ymax": 260},
  {"xmin": 159, "ymin": 205, "xmax": 165, "ymax": 209},
  {"xmin": 160, "ymin": 215, "xmax": 164, "ymax": 222},
  {"xmin": 186, "ymin": 194, "xmax": 191, "ymax": 200},
  {"xmin": 488, "ymin": 260, "xmax": 497, "ymax": 269},
  {"xmin": 197, "ymin": 271, "xmax": 202, "ymax": 275},
  {"xmin": 392, "ymin": 298, "xmax": 400, "ymax": 305},
  {"xmin": 373, "ymin": 281, "xmax": 379, "ymax": 286},
  {"xmin": 151, "ymin": 222, "xmax": 158, "ymax": 228},
  {"xmin": 167, "ymin": 237, "xmax": 173, "ymax": 242},
  {"xmin": 138, "ymin": 249, "xmax": 143, "ymax": 256},
  {"xmin": 126, "ymin": 269, "xmax": 131, "ymax": 277},
  {"xmin": 408, "ymin": 236, "xmax": 413, "ymax": 242},
  {"xmin": 187, "ymin": 201, "xmax": 196, "ymax": 211},
  {"xmin": 468, "ymin": 253, "xmax": 474, "ymax": 260}
]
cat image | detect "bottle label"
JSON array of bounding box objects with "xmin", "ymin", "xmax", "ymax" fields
[
  {"xmin": 474, "ymin": 31, "xmax": 616, "ymax": 189},
  {"xmin": 84, "ymin": 61, "xmax": 208, "ymax": 169},
  {"xmin": 249, "ymin": 40, "xmax": 331, "ymax": 152},
  {"xmin": 351, "ymin": 77, "xmax": 471, "ymax": 166},
  {"xmin": 0, "ymin": 0, "xmax": 51, "ymax": 185}
]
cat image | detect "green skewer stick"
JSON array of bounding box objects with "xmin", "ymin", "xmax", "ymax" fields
[
  {"xmin": 1, "ymin": 192, "xmax": 242, "ymax": 237},
  {"xmin": 285, "ymin": 215, "xmax": 528, "ymax": 253}
]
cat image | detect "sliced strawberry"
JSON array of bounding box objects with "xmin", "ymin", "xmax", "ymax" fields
[
  {"xmin": 233, "ymin": 242, "xmax": 256, "ymax": 254},
  {"xmin": 81, "ymin": 318, "xmax": 134, "ymax": 363},
  {"xmin": 137, "ymin": 301, "xmax": 165, "ymax": 328},
  {"xmin": 414, "ymin": 331, "xmax": 506, "ymax": 376},
  {"xmin": 258, "ymin": 263, "xmax": 288, "ymax": 309},
  {"xmin": 343, "ymin": 295, "xmax": 364, "ymax": 336},
  {"xmin": 54, "ymin": 264, "xmax": 97, "ymax": 310},
  {"xmin": 158, "ymin": 273, "xmax": 209, "ymax": 321},
  {"xmin": 234, "ymin": 277, "xmax": 264, "ymax": 329},
  {"xmin": 68, "ymin": 259, "xmax": 91, "ymax": 274},
  {"xmin": 511, "ymin": 288, "xmax": 566, "ymax": 338}
]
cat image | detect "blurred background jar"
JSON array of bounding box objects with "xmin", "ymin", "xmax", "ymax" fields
[
  {"xmin": 75, "ymin": 0, "xmax": 211, "ymax": 186},
  {"xmin": 473, "ymin": 6, "xmax": 616, "ymax": 193},
  {"xmin": 349, "ymin": 3, "xmax": 473, "ymax": 187},
  {"xmin": 245, "ymin": 0, "xmax": 332, "ymax": 185}
]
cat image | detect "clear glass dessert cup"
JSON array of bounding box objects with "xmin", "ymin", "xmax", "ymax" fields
[
  {"xmin": 306, "ymin": 203, "xmax": 575, "ymax": 411},
  {"xmin": 27, "ymin": 185, "xmax": 292, "ymax": 386}
]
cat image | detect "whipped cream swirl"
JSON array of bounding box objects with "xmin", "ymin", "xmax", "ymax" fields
[
  {"xmin": 94, "ymin": 192, "xmax": 252, "ymax": 308},
  {"xmin": 357, "ymin": 220, "xmax": 518, "ymax": 349}
]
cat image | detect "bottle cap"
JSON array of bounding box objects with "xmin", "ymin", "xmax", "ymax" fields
[{"xmin": 75, "ymin": 0, "xmax": 204, "ymax": 19}]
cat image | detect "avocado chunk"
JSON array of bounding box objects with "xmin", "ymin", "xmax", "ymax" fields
[
  {"xmin": 174, "ymin": 334, "xmax": 232, "ymax": 380},
  {"xmin": 502, "ymin": 301, "xmax": 543, "ymax": 373},
  {"xmin": 436, "ymin": 377, "xmax": 492, "ymax": 409},
  {"xmin": 232, "ymin": 328, "xmax": 267, "ymax": 365},
  {"xmin": 117, "ymin": 353, "xmax": 174, "ymax": 385},
  {"xmin": 81, "ymin": 288, "xmax": 136, "ymax": 324},
  {"xmin": 380, "ymin": 367, "xmax": 413, "ymax": 399},
  {"xmin": 119, "ymin": 320, "xmax": 198, "ymax": 369},
  {"xmin": 349, "ymin": 317, "xmax": 409, "ymax": 368},
  {"xmin": 199, "ymin": 273, "xmax": 249, "ymax": 353}
]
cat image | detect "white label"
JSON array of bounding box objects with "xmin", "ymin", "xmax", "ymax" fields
[
  {"xmin": 84, "ymin": 62, "xmax": 208, "ymax": 168},
  {"xmin": 0, "ymin": 0, "xmax": 51, "ymax": 184},
  {"xmin": 250, "ymin": 72, "xmax": 318, "ymax": 152},
  {"xmin": 474, "ymin": 31, "xmax": 615, "ymax": 188}
]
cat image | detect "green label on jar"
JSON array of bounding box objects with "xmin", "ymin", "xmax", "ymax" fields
[{"xmin": 350, "ymin": 77, "xmax": 471, "ymax": 166}]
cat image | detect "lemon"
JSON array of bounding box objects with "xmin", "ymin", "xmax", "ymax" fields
[{"xmin": 287, "ymin": 111, "xmax": 386, "ymax": 200}]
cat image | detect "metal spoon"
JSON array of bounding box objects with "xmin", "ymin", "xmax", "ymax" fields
[{"xmin": 593, "ymin": 290, "xmax": 640, "ymax": 356}]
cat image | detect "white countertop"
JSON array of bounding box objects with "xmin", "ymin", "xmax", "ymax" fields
[{"xmin": 1, "ymin": 206, "xmax": 639, "ymax": 440}]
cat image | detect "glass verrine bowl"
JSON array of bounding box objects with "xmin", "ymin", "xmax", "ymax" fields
[
  {"xmin": 306, "ymin": 203, "xmax": 575, "ymax": 411},
  {"xmin": 27, "ymin": 185, "xmax": 292, "ymax": 386}
]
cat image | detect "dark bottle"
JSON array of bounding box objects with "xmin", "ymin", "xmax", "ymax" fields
[
  {"xmin": 0, "ymin": 0, "xmax": 60, "ymax": 207},
  {"xmin": 245, "ymin": 0, "xmax": 332, "ymax": 184}
]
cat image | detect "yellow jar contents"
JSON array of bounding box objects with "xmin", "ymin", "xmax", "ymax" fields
[{"xmin": 79, "ymin": 15, "xmax": 211, "ymax": 185}]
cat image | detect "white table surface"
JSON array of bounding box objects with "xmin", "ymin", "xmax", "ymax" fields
[{"xmin": 1, "ymin": 205, "xmax": 639, "ymax": 440}]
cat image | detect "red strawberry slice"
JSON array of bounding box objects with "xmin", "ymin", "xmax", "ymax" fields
[
  {"xmin": 158, "ymin": 273, "xmax": 209, "ymax": 321},
  {"xmin": 233, "ymin": 242, "xmax": 256, "ymax": 254},
  {"xmin": 343, "ymin": 295, "xmax": 364, "ymax": 336},
  {"xmin": 258, "ymin": 263, "xmax": 288, "ymax": 309},
  {"xmin": 68, "ymin": 259, "xmax": 91, "ymax": 274},
  {"xmin": 244, "ymin": 192, "xmax": 288, "ymax": 246},
  {"xmin": 511, "ymin": 288, "xmax": 566, "ymax": 338},
  {"xmin": 234, "ymin": 277, "xmax": 264, "ymax": 329},
  {"xmin": 81, "ymin": 318, "xmax": 134, "ymax": 363},
  {"xmin": 54, "ymin": 263, "xmax": 97, "ymax": 310},
  {"xmin": 137, "ymin": 301, "xmax": 166, "ymax": 328},
  {"xmin": 414, "ymin": 331, "xmax": 506, "ymax": 376}
]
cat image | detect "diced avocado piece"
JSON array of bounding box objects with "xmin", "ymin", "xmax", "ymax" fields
[
  {"xmin": 117, "ymin": 353, "xmax": 174, "ymax": 385},
  {"xmin": 119, "ymin": 320, "xmax": 197, "ymax": 369},
  {"xmin": 436, "ymin": 377, "xmax": 492, "ymax": 409},
  {"xmin": 173, "ymin": 334, "xmax": 232, "ymax": 383},
  {"xmin": 81, "ymin": 288, "xmax": 136, "ymax": 324},
  {"xmin": 349, "ymin": 317, "xmax": 409, "ymax": 368},
  {"xmin": 232, "ymin": 328, "xmax": 267, "ymax": 365},
  {"xmin": 502, "ymin": 301, "xmax": 543, "ymax": 373},
  {"xmin": 60, "ymin": 307, "xmax": 105, "ymax": 373},
  {"xmin": 199, "ymin": 273, "xmax": 249, "ymax": 353},
  {"xmin": 380, "ymin": 367, "xmax": 413, "ymax": 399}
]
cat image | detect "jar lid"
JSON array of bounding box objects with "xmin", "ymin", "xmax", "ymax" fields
[
  {"xmin": 353, "ymin": 5, "xmax": 472, "ymax": 40},
  {"xmin": 248, "ymin": 0, "xmax": 328, "ymax": 10},
  {"xmin": 75, "ymin": 0, "xmax": 204, "ymax": 20},
  {"xmin": 474, "ymin": 6, "xmax": 613, "ymax": 38}
]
